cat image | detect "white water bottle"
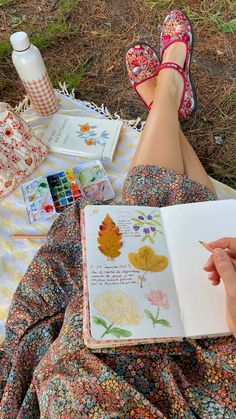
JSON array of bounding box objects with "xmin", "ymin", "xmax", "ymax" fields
[{"xmin": 10, "ymin": 31, "xmax": 59, "ymax": 116}]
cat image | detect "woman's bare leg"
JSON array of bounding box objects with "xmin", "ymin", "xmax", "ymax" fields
[
  {"xmin": 131, "ymin": 43, "xmax": 186, "ymax": 173},
  {"xmin": 130, "ymin": 42, "xmax": 216, "ymax": 194},
  {"xmin": 179, "ymin": 128, "xmax": 216, "ymax": 194}
]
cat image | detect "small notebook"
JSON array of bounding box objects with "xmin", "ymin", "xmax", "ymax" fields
[
  {"xmin": 42, "ymin": 114, "xmax": 123, "ymax": 162},
  {"xmin": 81, "ymin": 200, "xmax": 236, "ymax": 349}
]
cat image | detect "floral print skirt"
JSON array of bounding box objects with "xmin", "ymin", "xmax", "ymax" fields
[{"xmin": 0, "ymin": 165, "xmax": 235, "ymax": 419}]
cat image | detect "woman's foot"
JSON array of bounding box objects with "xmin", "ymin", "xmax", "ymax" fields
[
  {"xmin": 136, "ymin": 42, "xmax": 187, "ymax": 110},
  {"xmin": 125, "ymin": 42, "xmax": 160, "ymax": 110},
  {"xmin": 158, "ymin": 42, "xmax": 187, "ymax": 108},
  {"xmin": 159, "ymin": 9, "xmax": 197, "ymax": 118}
]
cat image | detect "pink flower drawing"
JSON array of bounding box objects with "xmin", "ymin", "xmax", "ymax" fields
[
  {"xmin": 144, "ymin": 289, "xmax": 171, "ymax": 329},
  {"xmin": 145, "ymin": 289, "xmax": 169, "ymax": 309}
]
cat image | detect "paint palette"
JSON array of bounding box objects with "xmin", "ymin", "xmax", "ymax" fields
[
  {"xmin": 21, "ymin": 160, "xmax": 115, "ymax": 224},
  {"xmin": 47, "ymin": 169, "xmax": 81, "ymax": 213},
  {"xmin": 73, "ymin": 160, "xmax": 115, "ymax": 202},
  {"xmin": 21, "ymin": 176, "xmax": 56, "ymax": 224}
]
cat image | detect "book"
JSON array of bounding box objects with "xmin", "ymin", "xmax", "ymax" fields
[
  {"xmin": 81, "ymin": 199, "xmax": 236, "ymax": 349},
  {"xmin": 42, "ymin": 114, "xmax": 123, "ymax": 162}
]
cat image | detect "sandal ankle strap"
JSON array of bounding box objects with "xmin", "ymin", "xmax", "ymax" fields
[
  {"xmin": 157, "ymin": 62, "xmax": 186, "ymax": 113},
  {"xmin": 158, "ymin": 61, "xmax": 184, "ymax": 78}
]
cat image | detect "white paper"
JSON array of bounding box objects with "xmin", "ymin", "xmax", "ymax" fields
[
  {"xmin": 84, "ymin": 205, "xmax": 184, "ymax": 342},
  {"xmin": 161, "ymin": 199, "xmax": 236, "ymax": 337}
]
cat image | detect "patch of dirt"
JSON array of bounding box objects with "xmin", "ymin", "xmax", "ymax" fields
[{"xmin": 0, "ymin": 0, "xmax": 236, "ymax": 186}]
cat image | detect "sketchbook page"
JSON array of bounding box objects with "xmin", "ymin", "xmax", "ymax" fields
[
  {"xmin": 83, "ymin": 205, "xmax": 184, "ymax": 346},
  {"xmin": 161, "ymin": 199, "xmax": 236, "ymax": 337}
]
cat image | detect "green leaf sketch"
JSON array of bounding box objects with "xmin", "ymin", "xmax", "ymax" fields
[
  {"xmin": 135, "ymin": 210, "xmax": 146, "ymax": 216},
  {"xmin": 144, "ymin": 290, "xmax": 171, "ymax": 329},
  {"xmin": 109, "ymin": 327, "xmax": 132, "ymax": 338},
  {"xmin": 92, "ymin": 316, "xmax": 132, "ymax": 339},
  {"xmin": 131, "ymin": 210, "xmax": 163, "ymax": 244},
  {"xmin": 155, "ymin": 319, "xmax": 171, "ymax": 327},
  {"xmin": 144, "ymin": 309, "xmax": 155, "ymax": 323},
  {"xmin": 93, "ymin": 316, "xmax": 107, "ymax": 328}
]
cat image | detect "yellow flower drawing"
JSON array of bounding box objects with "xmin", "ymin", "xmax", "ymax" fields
[
  {"xmin": 94, "ymin": 291, "xmax": 141, "ymax": 326},
  {"xmin": 80, "ymin": 123, "xmax": 90, "ymax": 133}
]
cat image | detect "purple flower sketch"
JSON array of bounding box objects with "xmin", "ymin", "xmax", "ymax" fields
[{"xmin": 131, "ymin": 210, "xmax": 163, "ymax": 244}]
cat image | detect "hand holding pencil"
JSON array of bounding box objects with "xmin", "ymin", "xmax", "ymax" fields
[{"xmin": 200, "ymin": 237, "xmax": 236, "ymax": 338}]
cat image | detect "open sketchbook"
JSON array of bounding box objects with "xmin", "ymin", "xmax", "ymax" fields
[{"xmin": 81, "ymin": 199, "xmax": 236, "ymax": 348}]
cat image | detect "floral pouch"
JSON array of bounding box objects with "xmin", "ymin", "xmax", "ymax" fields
[{"xmin": 0, "ymin": 102, "xmax": 48, "ymax": 198}]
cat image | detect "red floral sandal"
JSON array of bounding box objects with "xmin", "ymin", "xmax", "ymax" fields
[
  {"xmin": 160, "ymin": 9, "xmax": 198, "ymax": 118},
  {"xmin": 125, "ymin": 41, "xmax": 160, "ymax": 111}
]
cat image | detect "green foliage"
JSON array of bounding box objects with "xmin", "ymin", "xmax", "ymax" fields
[
  {"xmin": 11, "ymin": 14, "xmax": 27, "ymax": 28},
  {"xmin": 30, "ymin": 18, "xmax": 73, "ymax": 50},
  {"xmin": 220, "ymin": 18, "xmax": 236, "ymax": 33},
  {"xmin": 58, "ymin": 66, "xmax": 87, "ymax": 91},
  {"xmin": 30, "ymin": 33, "xmax": 51, "ymax": 49},
  {"xmin": 146, "ymin": 0, "xmax": 225, "ymax": 31},
  {"xmin": 57, "ymin": 0, "xmax": 80, "ymax": 13},
  {"xmin": 0, "ymin": 0, "xmax": 15, "ymax": 8},
  {"xmin": 0, "ymin": 78, "xmax": 7, "ymax": 90},
  {"xmin": 47, "ymin": 17, "xmax": 71, "ymax": 37},
  {"xmin": 0, "ymin": 39, "xmax": 11, "ymax": 59}
]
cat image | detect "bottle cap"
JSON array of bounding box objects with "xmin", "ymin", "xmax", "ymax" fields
[{"xmin": 10, "ymin": 32, "xmax": 30, "ymax": 51}]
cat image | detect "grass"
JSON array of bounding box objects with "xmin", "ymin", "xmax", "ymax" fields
[
  {"xmin": 0, "ymin": 0, "xmax": 15, "ymax": 8},
  {"xmin": 218, "ymin": 87, "xmax": 236, "ymax": 116},
  {"xmin": 31, "ymin": 17, "xmax": 74, "ymax": 49},
  {"xmin": 30, "ymin": 33, "xmax": 51, "ymax": 49},
  {"xmin": 47, "ymin": 17, "xmax": 72, "ymax": 37},
  {"xmin": 50, "ymin": 65, "xmax": 87, "ymax": 92},
  {"xmin": 0, "ymin": 39, "xmax": 11, "ymax": 59},
  {"xmin": 57, "ymin": 0, "xmax": 80, "ymax": 13},
  {"xmin": 0, "ymin": 16, "xmax": 72, "ymax": 58},
  {"xmin": 0, "ymin": 78, "xmax": 7, "ymax": 90},
  {"xmin": 147, "ymin": 0, "xmax": 232, "ymax": 32}
]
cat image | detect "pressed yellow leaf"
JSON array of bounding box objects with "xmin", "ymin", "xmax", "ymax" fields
[
  {"xmin": 128, "ymin": 246, "xmax": 168, "ymax": 272},
  {"xmin": 97, "ymin": 213, "xmax": 123, "ymax": 259}
]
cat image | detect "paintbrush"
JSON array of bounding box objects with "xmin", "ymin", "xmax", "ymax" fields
[{"xmin": 199, "ymin": 240, "xmax": 236, "ymax": 267}]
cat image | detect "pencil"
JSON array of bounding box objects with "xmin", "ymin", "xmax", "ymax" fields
[
  {"xmin": 199, "ymin": 240, "xmax": 236, "ymax": 267},
  {"xmin": 11, "ymin": 234, "xmax": 48, "ymax": 240}
]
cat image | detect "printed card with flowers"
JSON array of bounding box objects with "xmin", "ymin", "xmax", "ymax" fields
[
  {"xmin": 42, "ymin": 114, "xmax": 123, "ymax": 161},
  {"xmin": 81, "ymin": 200, "xmax": 235, "ymax": 348}
]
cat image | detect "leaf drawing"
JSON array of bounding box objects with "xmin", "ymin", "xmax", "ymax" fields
[
  {"xmin": 97, "ymin": 214, "xmax": 123, "ymax": 260},
  {"xmin": 131, "ymin": 210, "xmax": 163, "ymax": 244},
  {"xmin": 92, "ymin": 316, "xmax": 132, "ymax": 339},
  {"xmin": 128, "ymin": 246, "xmax": 168, "ymax": 272},
  {"xmin": 93, "ymin": 316, "xmax": 108, "ymax": 328},
  {"xmin": 128, "ymin": 246, "xmax": 168, "ymax": 287}
]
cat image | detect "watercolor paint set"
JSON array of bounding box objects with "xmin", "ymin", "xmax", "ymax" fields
[{"xmin": 21, "ymin": 160, "xmax": 115, "ymax": 223}]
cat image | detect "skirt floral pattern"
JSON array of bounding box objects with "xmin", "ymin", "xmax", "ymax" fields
[{"xmin": 0, "ymin": 165, "xmax": 235, "ymax": 419}]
